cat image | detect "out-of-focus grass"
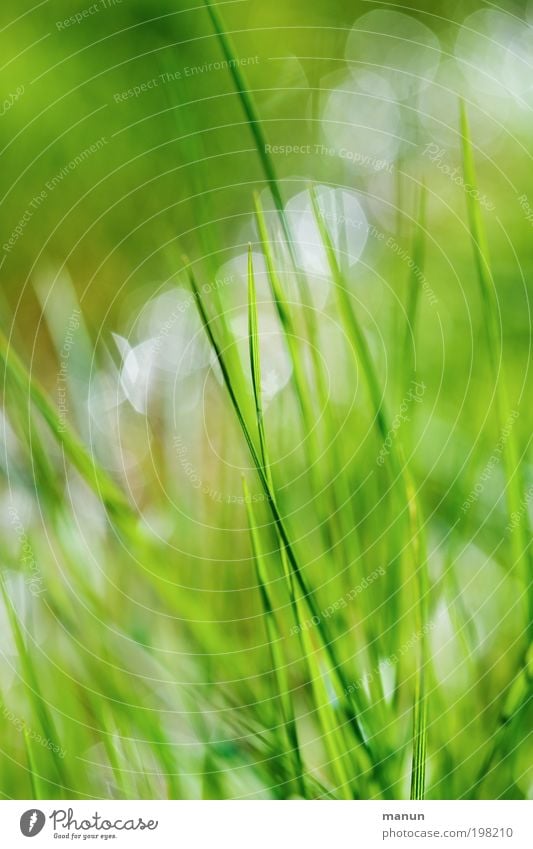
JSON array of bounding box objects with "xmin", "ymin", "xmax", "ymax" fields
[{"xmin": 0, "ymin": 0, "xmax": 531, "ymax": 802}]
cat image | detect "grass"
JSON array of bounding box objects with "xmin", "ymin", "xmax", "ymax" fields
[
  {"xmin": 459, "ymin": 102, "xmax": 533, "ymax": 793},
  {"xmin": 0, "ymin": 2, "xmax": 530, "ymax": 803},
  {"xmin": 460, "ymin": 104, "xmax": 532, "ymax": 639}
]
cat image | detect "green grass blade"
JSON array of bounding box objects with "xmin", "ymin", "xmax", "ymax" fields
[
  {"xmin": 187, "ymin": 262, "xmax": 376, "ymax": 767},
  {"xmin": 203, "ymin": 0, "xmax": 327, "ymax": 342},
  {"xmin": 243, "ymin": 477, "xmax": 305, "ymax": 796},
  {"xmin": 0, "ymin": 576, "xmax": 68, "ymax": 791},
  {"xmin": 246, "ymin": 263, "xmax": 373, "ymax": 795},
  {"xmin": 309, "ymin": 186, "xmax": 430, "ymax": 799},
  {"xmin": 254, "ymin": 193, "xmax": 360, "ymax": 563},
  {"xmin": 23, "ymin": 732, "xmax": 45, "ymax": 799},
  {"xmin": 402, "ymin": 183, "xmax": 427, "ymax": 396},
  {"xmin": 0, "ymin": 330, "xmax": 130, "ymax": 517},
  {"xmin": 202, "ymin": 0, "xmax": 286, "ymax": 231},
  {"xmin": 253, "ymin": 196, "xmax": 318, "ymax": 450},
  {"xmin": 460, "ymin": 102, "xmax": 532, "ymax": 641},
  {"xmin": 472, "ymin": 646, "xmax": 532, "ymax": 794},
  {"xmin": 309, "ymin": 187, "xmax": 388, "ymax": 443},
  {"xmin": 247, "ymin": 246, "xmax": 270, "ymax": 481},
  {"xmin": 201, "ymin": 0, "xmax": 358, "ymax": 560},
  {"xmin": 405, "ymin": 466, "xmax": 429, "ymax": 801},
  {"xmin": 295, "ymin": 610, "xmax": 354, "ymax": 799},
  {"xmin": 461, "ymin": 105, "xmax": 533, "ymax": 794}
]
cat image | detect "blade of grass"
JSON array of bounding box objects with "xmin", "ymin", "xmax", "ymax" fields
[
  {"xmin": 187, "ymin": 260, "xmax": 377, "ymax": 772},
  {"xmin": 0, "ymin": 575, "xmax": 68, "ymax": 791},
  {"xmin": 254, "ymin": 194, "xmax": 361, "ymax": 564},
  {"xmin": 3, "ymin": 381, "xmax": 62, "ymax": 510},
  {"xmin": 202, "ymin": 0, "xmax": 286, "ymax": 235},
  {"xmin": 460, "ymin": 103, "xmax": 533, "ymax": 788},
  {"xmin": 247, "ymin": 246, "xmax": 270, "ymax": 486},
  {"xmin": 402, "ymin": 183, "xmax": 427, "ymax": 399},
  {"xmin": 202, "ymin": 1, "xmax": 363, "ymax": 570},
  {"xmin": 246, "ymin": 262, "xmax": 364, "ymax": 797},
  {"xmin": 309, "ymin": 188, "xmax": 389, "ymax": 444},
  {"xmin": 0, "ymin": 330, "xmax": 130, "ymax": 518},
  {"xmin": 243, "ymin": 476, "xmax": 305, "ymax": 796},
  {"xmin": 404, "ymin": 462, "xmax": 429, "ymax": 801},
  {"xmin": 472, "ymin": 645, "xmax": 532, "ymax": 794},
  {"xmin": 202, "ymin": 0, "xmax": 343, "ymax": 475},
  {"xmin": 460, "ymin": 102, "xmax": 532, "ymax": 641},
  {"xmin": 309, "ymin": 186, "xmax": 430, "ymax": 799},
  {"xmin": 23, "ymin": 731, "xmax": 46, "ymax": 799},
  {"xmin": 295, "ymin": 614, "xmax": 354, "ymax": 799}
]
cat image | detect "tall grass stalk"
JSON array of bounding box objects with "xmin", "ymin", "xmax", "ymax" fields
[
  {"xmin": 460, "ymin": 104, "xmax": 532, "ymax": 638},
  {"xmin": 402, "ymin": 183, "xmax": 427, "ymax": 400},
  {"xmin": 460, "ymin": 102, "xmax": 533, "ymax": 791},
  {"xmin": 246, "ymin": 249, "xmax": 366, "ymax": 797},
  {"xmin": 186, "ymin": 261, "xmax": 378, "ymax": 779},
  {"xmin": 253, "ymin": 195, "xmax": 359, "ymax": 561},
  {"xmin": 0, "ymin": 329, "xmax": 129, "ymax": 518},
  {"xmin": 203, "ymin": 0, "xmax": 356, "ymax": 562},
  {"xmin": 309, "ymin": 186, "xmax": 430, "ymax": 800}
]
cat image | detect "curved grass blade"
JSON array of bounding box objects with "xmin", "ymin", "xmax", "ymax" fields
[
  {"xmin": 243, "ymin": 476, "xmax": 305, "ymax": 796},
  {"xmin": 201, "ymin": 1, "xmax": 358, "ymax": 563},
  {"xmin": 202, "ymin": 0, "xmax": 286, "ymax": 235},
  {"xmin": 472, "ymin": 646, "xmax": 532, "ymax": 794},
  {"xmin": 201, "ymin": 0, "xmax": 317, "ymax": 323},
  {"xmin": 0, "ymin": 330, "xmax": 130, "ymax": 518},
  {"xmin": 402, "ymin": 183, "xmax": 427, "ymax": 398}
]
